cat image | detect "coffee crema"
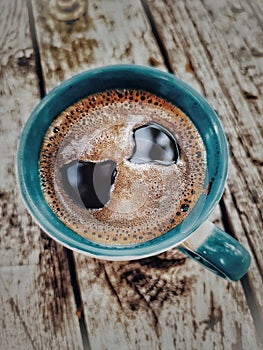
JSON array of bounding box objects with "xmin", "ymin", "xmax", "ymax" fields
[{"xmin": 39, "ymin": 89, "xmax": 206, "ymax": 245}]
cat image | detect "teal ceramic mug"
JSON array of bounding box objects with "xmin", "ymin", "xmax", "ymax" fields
[{"xmin": 17, "ymin": 65, "xmax": 251, "ymax": 281}]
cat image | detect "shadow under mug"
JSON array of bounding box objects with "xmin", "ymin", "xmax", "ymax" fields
[{"xmin": 17, "ymin": 65, "xmax": 251, "ymax": 281}]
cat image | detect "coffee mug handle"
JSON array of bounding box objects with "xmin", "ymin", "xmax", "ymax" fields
[{"xmin": 178, "ymin": 221, "xmax": 251, "ymax": 281}]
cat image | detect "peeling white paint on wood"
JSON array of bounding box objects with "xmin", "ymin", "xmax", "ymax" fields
[
  {"xmin": 148, "ymin": 0, "xmax": 263, "ymax": 320},
  {"xmin": 0, "ymin": 1, "xmax": 83, "ymax": 349},
  {"xmin": 1, "ymin": 0, "xmax": 262, "ymax": 349}
]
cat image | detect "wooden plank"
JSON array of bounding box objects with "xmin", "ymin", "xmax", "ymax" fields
[
  {"xmin": 200, "ymin": 0, "xmax": 263, "ymax": 312},
  {"xmin": 0, "ymin": 1, "xmax": 83, "ymax": 348},
  {"xmin": 32, "ymin": 0, "xmax": 164, "ymax": 91},
  {"xmin": 31, "ymin": 0, "xmax": 262, "ymax": 349},
  {"xmin": 146, "ymin": 0, "xmax": 263, "ymax": 318},
  {"xmin": 247, "ymin": 0, "xmax": 263, "ymax": 31}
]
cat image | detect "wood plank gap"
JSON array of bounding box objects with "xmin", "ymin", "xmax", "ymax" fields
[
  {"xmin": 240, "ymin": 275, "xmax": 263, "ymax": 347},
  {"xmin": 219, "ymin": 197, "xmax": 263, "ymax": 345},
  {"xmin": 141, "ymin": 0, "xmax": 174, "ymax": 73},
  {"xmin": 65, "ymin": 248, "xmax": 91, "ymax": 350},
  {"xmin": 27, "ymin": 0, "xmax": 46, "ymax": 98}
]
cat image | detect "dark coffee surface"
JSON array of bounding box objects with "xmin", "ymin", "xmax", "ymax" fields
[{"xmin": 39, "ymin": 89, "xmax": 206, "ymax": 245}]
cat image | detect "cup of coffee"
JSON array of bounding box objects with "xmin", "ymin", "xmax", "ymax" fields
[{"xmin": 17, "ymin": 65, "xmax": 251, "ymax": 281}]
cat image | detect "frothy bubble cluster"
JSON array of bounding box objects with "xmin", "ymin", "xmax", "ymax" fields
[{"xmin": 39, "ymin": 89, "xmax": 206, "ymax": 245}]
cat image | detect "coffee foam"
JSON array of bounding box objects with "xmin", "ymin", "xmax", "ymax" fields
[{"xmin": 39, "ymin": 89, "xmax": 206, "ymax": 245}]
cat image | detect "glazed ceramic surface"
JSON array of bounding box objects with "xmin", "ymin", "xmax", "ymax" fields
[{"xmin": 17, "ymin": 65, "xmax": 250, "ymax": 280}]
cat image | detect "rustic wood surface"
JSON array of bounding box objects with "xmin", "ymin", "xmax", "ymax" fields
[
  {"xmin": 146, "ymin": 0, "xmax": 263, "ymax": 321},
  {"xmin": 0, "ymin": 0, "xmax": 262, "ymax": 349},
  {"xmin": 0, "ymin": 1, "xmax": 83, "ymax": 349}
]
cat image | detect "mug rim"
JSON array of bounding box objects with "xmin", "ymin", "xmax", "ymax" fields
[{"xmin": 17, "ymin": 64, "xmax": 228, "ymax": 260}]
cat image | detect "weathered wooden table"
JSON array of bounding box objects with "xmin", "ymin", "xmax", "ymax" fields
[{"xmin": 1, "ymin": 0, "xmax": 262, "ymax": 349}]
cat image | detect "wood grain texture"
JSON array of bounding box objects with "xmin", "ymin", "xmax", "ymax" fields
[
  {"xmin": 0, "ymin": 1, "xmax": 83, "ymax": 348},
  {"xmin": 31, "ymin": 0, "xmax": 262, "ymax": 349},
  {"xmin": 146, "ymin": 0, "xmax": 263, "ymax": 317},
  {"xmin": 247, "ymin": 0, "xmax": 263, "ymax": 31},
  {"xmin": 31, "ymin": 0, "xmax": 165, "ymax": 91}
]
